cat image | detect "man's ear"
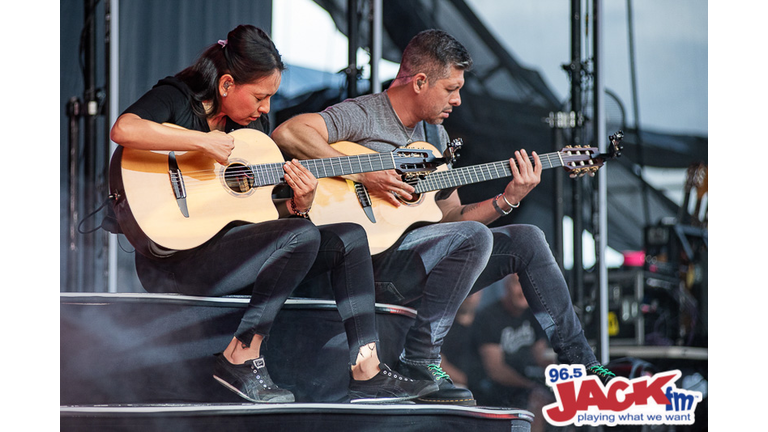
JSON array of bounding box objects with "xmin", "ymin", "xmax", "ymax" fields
[{"xmin": 413, "ymin": 73, "xmax": 428, "ymax": 92}]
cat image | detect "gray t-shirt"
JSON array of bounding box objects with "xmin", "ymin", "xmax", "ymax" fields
[{"xmin": 319, "ymin": 91, "xmax": 450, "ymax": 153}]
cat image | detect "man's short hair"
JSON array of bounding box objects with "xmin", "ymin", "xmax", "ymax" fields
[{"xmin": 399, "ymin": 29, "xmax": 473, "ymax": 81}]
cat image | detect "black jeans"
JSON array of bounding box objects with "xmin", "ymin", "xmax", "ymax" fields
[
  {"xmin": 136, "ymin": 219, "xmax": 378, "ymax": 364},
  {"xmin": 472, "ymin": 224, "xmax": 598, "ymax": 367},
  {"xmin": 136, "ymin": 218, "xmax": 321, "ymax": 346},
  {"xmin": 371, "ymin": 221, "xmax": 494, "ymax": 365},
  {"xmin": 304, "ymin": 223, "xmax": 379, "ymax": 365}
]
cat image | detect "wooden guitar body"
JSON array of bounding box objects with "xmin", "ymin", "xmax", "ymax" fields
[{"xmin": 309, "ymin": 141, "xmax": 446, "ymax": 255}]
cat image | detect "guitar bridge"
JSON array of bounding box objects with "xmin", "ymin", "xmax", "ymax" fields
[
  {"xmin": 168, "ymin": 152, "xmax": 189, "ymax": 218},
  {"xmin": 353, "ymin": 182, "xmax": 376, "ymax": 223}
]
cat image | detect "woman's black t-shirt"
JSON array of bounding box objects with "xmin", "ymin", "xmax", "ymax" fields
[
  {"xmin": 117, "ymin": 76, "xmax": 272, "ymax": 257},
  {"xmin": 122, "ymin": 76, "xmax": 270, "ymax": 134}
]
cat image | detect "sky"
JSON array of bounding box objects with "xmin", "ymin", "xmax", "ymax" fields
[{"xmin": 466, "ymin": 0, "xmax": 708, "ymax": 137}]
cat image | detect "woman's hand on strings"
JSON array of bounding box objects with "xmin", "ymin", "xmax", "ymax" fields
[{"xmin": 284, "ymin": 159, "xmax": 318, "ymax": 212}]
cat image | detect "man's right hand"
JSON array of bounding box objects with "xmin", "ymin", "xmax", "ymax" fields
[{"xmin": 354, "ymin": 170, "xmax": 415, "ymax": 207}]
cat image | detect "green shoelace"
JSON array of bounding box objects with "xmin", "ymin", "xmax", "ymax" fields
[
  {"xmin": 588, "ymin": 364, "xmax": 616, "ymax": 377},
  {"xmin": 426, "ymin": 364, "xmax": 451, "ymax": 380}
]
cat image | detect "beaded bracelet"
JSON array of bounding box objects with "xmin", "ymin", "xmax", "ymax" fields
[{"xmin": 290, "ymin": 197, "xmax": 311, "ymax": 219}]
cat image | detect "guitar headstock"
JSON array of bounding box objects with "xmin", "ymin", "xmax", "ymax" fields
[
  {"xmin": 444, "ymin": 138, "xmax": 463, "ymax": 166},
  {"xmin": 606, "ymin": 130, "xmax": 624, "ymax": 161},
  {"xmin": 560, "ymin": 130, "xmax": 624, "ymax": 178}
]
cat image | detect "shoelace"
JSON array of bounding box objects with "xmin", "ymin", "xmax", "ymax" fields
[
  {"xmin": 426, "ymin": 364, "xmax": 451, "ymax": 380},
  {"xmin": 250, "ymin": 359, "xmax": 276, "ymax": 389},
  {"xmin": 588, "ymin": 364, "xmax": 616, "ymax": 378},
  {"xmin": 382, "ymin": 369, "xmax": 414, "ymax": 382}
]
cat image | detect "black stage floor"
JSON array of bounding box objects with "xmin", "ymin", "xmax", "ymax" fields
[
  {"xmin": 61, "ymin": 293, "xmax": 533, "ymax": 431},
  {"xmin": 61, "ymin": 403, "xmax": 533, "ymax": 432}
]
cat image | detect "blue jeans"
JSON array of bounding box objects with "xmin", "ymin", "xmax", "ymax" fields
[
  {"xmin": 371, "ymin": 221, "xmax": 494, "ymax": 366},
  {"xmin": 471, "ymin": 224, "xmax": 598, "ymax": 367}
]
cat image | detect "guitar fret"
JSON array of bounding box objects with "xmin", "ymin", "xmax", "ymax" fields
[
  {"xmin": 292, "ymin": 152, "xmax": 396, "ymax": 181},
  {"xmin": 415, "ymin": 161, "xmax": 513, "ymax": 194},
  {"xmin": 246, "ymin": 147, "xmax": 431, "ymax": 191},
  {"xmin": 341, "ymin": 157, "xmax": 351, "ymax": 176},
  {"xmin": 251, "ymin": 164, "xmax": 263, "ymax": 186},
  {"xmin": 412, "ymin": 148, "xmax": 597, "ymax": 194},
  {"xmin": 270, "ymin": 163, "xmax": 283, "ymax": 184}
]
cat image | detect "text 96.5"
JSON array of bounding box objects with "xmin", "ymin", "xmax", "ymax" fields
[{"xmin": 546, "ymin": 365, "xmax": 585, "ymax": 384}]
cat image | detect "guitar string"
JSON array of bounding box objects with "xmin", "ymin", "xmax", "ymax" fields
[
  {"xmin": 414, "ymin": 152, "xmax": 598, "ymax": 193},
  {"xmin": 155, "ymin": 150, "xmax": 596, "ymax": 192},
  {"xmin": 156, "ymin": 154, "xmax": 403, "ymax": 194},
  {"xmin": 172, "ymin": 151, "xmax": 582, "ymax": 181},
  {"xmin": 155, "ymin": 146, "xmax": 593, "ymax": 178},
  {"xmin": 159, "ymin": 153, "xmax": 398, "ymax": 184}
]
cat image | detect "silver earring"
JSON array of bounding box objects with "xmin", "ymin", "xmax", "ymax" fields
[{"xmin": 223, "ymin": 93, "xmax": 227, "ymax": 97}]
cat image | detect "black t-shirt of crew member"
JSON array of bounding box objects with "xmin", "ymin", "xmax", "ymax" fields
[{"xmin": 473, "ymin": 301, "xmax": 548, "ymax": 379}]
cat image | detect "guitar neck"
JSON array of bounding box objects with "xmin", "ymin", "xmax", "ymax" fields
[
  {"xmin": 249, "ymin": 153, "xmax": 395, "ymax": 187},
  {"xmin": 413, "ymin": 151, "xmax": 565, "ymax": 193}
]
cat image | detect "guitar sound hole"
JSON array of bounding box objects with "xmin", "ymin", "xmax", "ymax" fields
[
  {"xmin": 398, "ymin": 193, "xmax": 421, "ymax": 206},
  {"xmin": 224, "ymin": 163, "xmax": 255, "ymax": 193}
]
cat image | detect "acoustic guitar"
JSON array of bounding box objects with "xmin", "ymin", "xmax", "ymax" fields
[
  {"xmin": 109, "ymin": 126, "xmax": 443, "ymax": 256},
  {"xmin": 309, "ymin": 132, "xmax": 624, "ymax": 254}
]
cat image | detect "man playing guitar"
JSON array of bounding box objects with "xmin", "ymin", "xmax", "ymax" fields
[{"xmin": 272, "ymin": 29, "xmax": 616, "ymax": 406}]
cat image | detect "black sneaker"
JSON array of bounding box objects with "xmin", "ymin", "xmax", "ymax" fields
[
  {"xmin": 396, "ymin": 363, "xmax": 476, "ymax": 406},
  {"xmin": 349, "ymin": 363, "xmax": 439, "ymax": 404},
  {"xmin": 587, "ymin": 364, "xmax": 617, "ymax": 386},
  {"xmin": 213, "ymin": 353, "xmax": 295, "ymax": 403}
]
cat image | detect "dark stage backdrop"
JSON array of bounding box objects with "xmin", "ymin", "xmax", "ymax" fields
[{"xmin": 61, "ymin": 0, "xmax": 273, "ymax": 293}]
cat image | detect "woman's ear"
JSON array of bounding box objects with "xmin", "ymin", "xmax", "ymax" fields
[{"xmin": 219, "ymin": 74, "xmax": 235, "ymax": 96}]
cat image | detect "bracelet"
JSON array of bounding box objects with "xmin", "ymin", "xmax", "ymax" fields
[
  {"xmin": 501, "ymin": 194, "xmax": 521, "ymax": 209},
  {"xmin": 290, "ymin": 197, "xmax": 311, "ymax": 219},
  {"xmin": 492, "ymin": 194, "xmax": 512, "ymax": 216}
]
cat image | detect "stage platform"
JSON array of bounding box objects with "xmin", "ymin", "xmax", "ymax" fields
[
  {"xmin": 60, "ymin": 403, "xmax": 533, "ymax": 431},
  {"xmin": 61, "ymin": 293, "xmax": 533, "ymax": 431}
]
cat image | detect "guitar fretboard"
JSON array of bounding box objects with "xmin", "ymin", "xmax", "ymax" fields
[
  {"xmin": 249, "ymin": 153, "xmax": 396, "ymax": 187},
  {"xmin": 412, "ymin": 151, "xmax": 567, "ymax": 193}
]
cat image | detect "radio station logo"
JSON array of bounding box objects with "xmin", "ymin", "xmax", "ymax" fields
[{"xmin": 542, "ymin": 364, "xmax": 702, "ymax": 427}]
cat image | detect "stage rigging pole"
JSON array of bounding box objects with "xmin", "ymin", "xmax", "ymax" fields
[
  {"xmin": 66, "ymin": 97, "xmax": 81, "ymax": 291},
  {"xmin": 593, "ymin": 0, "xmax": 610, "ymax": 365},
  {"xmin": 370, "ymin": 0, "xmax": 383, "ymax": 93},
  {"xmin": 82, "ymin": 0, "xmax": 98, "ymax": 292},
  {"xmin": 347, "ymin": 0, "xmax": 360, "ymax": 97},
  {"xmin": 568, "ymin": 0, "xmax": 585, "ymax": 310},
  {"xmin": 107, "ymin": 0, "xmax": 120, "ymax": 293}
]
